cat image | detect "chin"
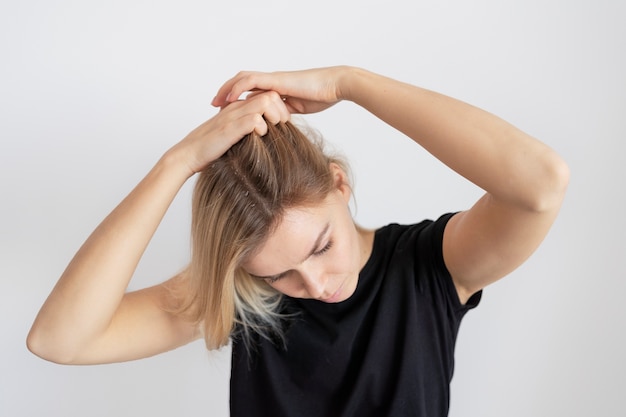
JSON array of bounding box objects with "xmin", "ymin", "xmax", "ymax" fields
[{"xmin": 325, "ymin": 274, "xmax": 358, "ymax": 303}]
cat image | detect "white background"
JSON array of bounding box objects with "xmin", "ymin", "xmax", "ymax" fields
[{"xmin": 2, "ymin": 1, "xmax": 625, "ymax": 416}]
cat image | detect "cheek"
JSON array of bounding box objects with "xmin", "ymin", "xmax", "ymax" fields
[
  {"xmin": 267, "ymin": 282, "xmax": 297, "ymax": 298},
  {"xmin": 268, "ymin": 281, "xmax": 291, "ymax": 294},
  {"xmin": 330, "ymin": 239, "xmax": 360, "ymax": 273}
]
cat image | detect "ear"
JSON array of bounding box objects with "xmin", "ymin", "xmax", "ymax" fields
[{"xmin": 329, "ymin": 163, "xmax": 351, "ymax": 203}]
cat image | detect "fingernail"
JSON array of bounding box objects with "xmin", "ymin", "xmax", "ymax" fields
[{"xmin": 225, "ymin": 93, "xmax": 232, "ymax": 102}]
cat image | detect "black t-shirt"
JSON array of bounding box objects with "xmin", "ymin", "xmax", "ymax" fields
[{"xmin": 230, "ymin": 213, "xmax": 481, "ymax": 416}]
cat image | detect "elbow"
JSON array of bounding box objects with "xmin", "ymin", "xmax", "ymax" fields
[
  {"xmin": 528, "ymin": 152, "xmax": 570, "ymax": 213},
  {"xmin": 26, "ymin": 327, "xmax": 57, "ymax": 363},
  {"xmin": 27, "ymin": 326, "xmax": 78, "ymax": 365},
  {"xmin": 26, "ymin": 328, "xmax": 49, "ymax": 362}
]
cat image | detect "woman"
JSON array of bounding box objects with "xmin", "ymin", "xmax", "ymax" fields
[{"xmin": 27, "ymin": 66, "xmax": 569, "ymax": 416}]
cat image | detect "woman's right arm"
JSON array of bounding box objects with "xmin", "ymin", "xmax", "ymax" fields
[{"xmin": 27, "ymin": 92, "xmax": 290, "ymax": 364}]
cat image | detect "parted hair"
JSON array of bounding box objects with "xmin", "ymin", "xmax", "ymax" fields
[{"xmin": 178, "ymin": 121, "xmax": 350, "ymax": 350}]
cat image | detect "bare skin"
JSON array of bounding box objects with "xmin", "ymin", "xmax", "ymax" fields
[
  {"xmin": 213, "ymin": 67, "xmax": 570, "ymax": 303},
  {"xmin": 27, "ymin": 66, "xmax": 569, "ymax": 365},
  {"xmin": 242, "ymin": 168, "xmax": 375, "ymax": 304},
  {"xmin": 27, "ymin": 92, "xmax": 291, "ymax": 364}
]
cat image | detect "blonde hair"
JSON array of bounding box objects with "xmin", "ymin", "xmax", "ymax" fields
[{"xmin": 179, "ymin": 121, "xmax": 349, "ymax": 350}]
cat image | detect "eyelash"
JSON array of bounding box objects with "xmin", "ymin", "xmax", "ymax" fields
[
  {"xmin": 264, "ymin": 240, "xmax": 334, "ymax": 284},
  {"xmin": 265, "ymin": 276, "xmax": 283, "ymax": 284},
  {"xmin": 313, "ymin": 240, "xmax": 333, "ymax": 256}
]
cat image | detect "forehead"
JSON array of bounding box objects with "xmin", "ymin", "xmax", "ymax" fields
[{"xmin": 243, "ymin": 200, "xmax": 334, "ymax": 275}]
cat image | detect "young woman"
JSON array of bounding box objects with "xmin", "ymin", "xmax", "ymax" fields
[{"xmin": 27, "ymin": 66, "xmax": 569, "ymax": 416}]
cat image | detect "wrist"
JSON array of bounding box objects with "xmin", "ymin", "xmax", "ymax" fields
[
  {"xmin": 158, "ymin": 146, "xmax": 197, "ymax": 182},
  {"xmin": 335, "ymin": 66, "xmax": 371, "ymax": 104}
]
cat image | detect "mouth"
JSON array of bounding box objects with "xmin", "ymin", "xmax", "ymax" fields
[{"xmin": 319, "ymin": 280, "xmax": 345, "ymax": 303}]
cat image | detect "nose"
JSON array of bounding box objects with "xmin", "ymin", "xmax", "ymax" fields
[{"xmin": 299, "ymin": 269, "xmax": 328, "ymax": 299}]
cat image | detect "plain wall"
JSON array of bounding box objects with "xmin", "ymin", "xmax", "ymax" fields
[{"xmin": 1, "ymin": 1, "xmax": 624, "ymax": 416}]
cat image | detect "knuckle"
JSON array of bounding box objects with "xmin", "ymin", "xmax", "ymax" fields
[
  {"xmin": 253, "ymin": 113, "xmax": 265, "ymax": 124},
  {"xmin": 258, "ymin": 92, "xmax": 273, "ymax": 105},
  {"xmin": 266, "ymin": 90, "xmax": 281, "ymax": 101}
]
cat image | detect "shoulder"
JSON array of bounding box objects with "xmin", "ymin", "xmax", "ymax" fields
[
  {"xmin": 370, "ymin": 214, "xmax": 480, "ymax": 308},
  {"xmin": 360, "ymin": 215, "xmax": 455, "ymax": 280},
  {"xmin": 374, "ymin": 213, "xmax": 455, "ymax": 253}
]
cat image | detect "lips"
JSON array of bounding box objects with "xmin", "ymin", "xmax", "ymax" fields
[{"xmin": 320, "ymin": 281, "xmax": 344, "ymax": 303}]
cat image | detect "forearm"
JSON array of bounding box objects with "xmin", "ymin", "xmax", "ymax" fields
[
  {"xmin": 340, "ymin": 67, "xmax": 568, "ymax": 211},
  {"xmin": 27, "ymin": 150, "xmax": 192, "ymax": 360}
]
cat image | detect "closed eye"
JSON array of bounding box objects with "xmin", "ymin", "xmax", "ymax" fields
[
  {"xmin": 265, "ymin": 277, "xmax": 281, "ymax": 284},
  {"xmin": 251, "ymin": 229, "xmax": 333, "ymax": 284},
  {"xmin": 255, "ymin": 241, "xmax": 333, "ymax": 284},
  {"xmin": 263, "ymin": 272, "xmax": 288, "ymax": 284},
  {"xmin": 313, "ymin": 240, "xmax": 333, "ymax": 256}
]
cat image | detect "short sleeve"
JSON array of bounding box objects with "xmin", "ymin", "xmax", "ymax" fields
[{"xmin": 414, "ymin": 213, "xmax": 482, "ymax": 317}]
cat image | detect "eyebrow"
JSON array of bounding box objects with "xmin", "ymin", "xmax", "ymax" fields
[{"xmin": 251, "ymin": 222, "xmax": 330, "ymax": 280}]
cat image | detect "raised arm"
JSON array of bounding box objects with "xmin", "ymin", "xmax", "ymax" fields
[
  {"xmin": 27, "ymin": 92, "xmax": 290, "ymax": 364},
  {"xmin": 341, "ymin": 68, "xmax": 569, "ymax": 303},
  {"xmin": 214, "ymin": 66, "xmax": 570, "ymax": 304}
]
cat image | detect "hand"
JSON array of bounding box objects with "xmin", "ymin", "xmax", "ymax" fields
[
  {"xmin": 171, "ymin": 91, "xmax": 290, "ymax": 175},
  {"xmin": 212, "ymin": 66, "xmax": 352, "ymax": 114}
]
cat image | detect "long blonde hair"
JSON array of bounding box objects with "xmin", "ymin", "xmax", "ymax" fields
[{"xmin": 179, "ymin": 121, "xmax": 349, "ymax": 350}]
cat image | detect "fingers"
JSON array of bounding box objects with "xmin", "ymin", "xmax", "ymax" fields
[
  {"xmin": 212, "ymin": 67, "xmax": 345, "ymax": 115},
  {"xmin": 179, "ymin": 91, "xmax": 291, "ymax": 172},
  {"xmin": 225, "ymin": 90, "xmax": 290, "ymax": 136},
  {"xmin": 212, "ymin": 71, "xmax": 277, "ymax": 107},
  {"xmin": 251, "ymin": 90, "xmax": 290, "ymax": 126}
]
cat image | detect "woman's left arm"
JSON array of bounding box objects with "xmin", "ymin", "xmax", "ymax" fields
[
  {"xmin": 213, "ymin": 66, "xmax": 570, "ymax": 304},
  {"xmin": 342, "ymin": 68, "xmax": 570, "ymax": 303}
]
